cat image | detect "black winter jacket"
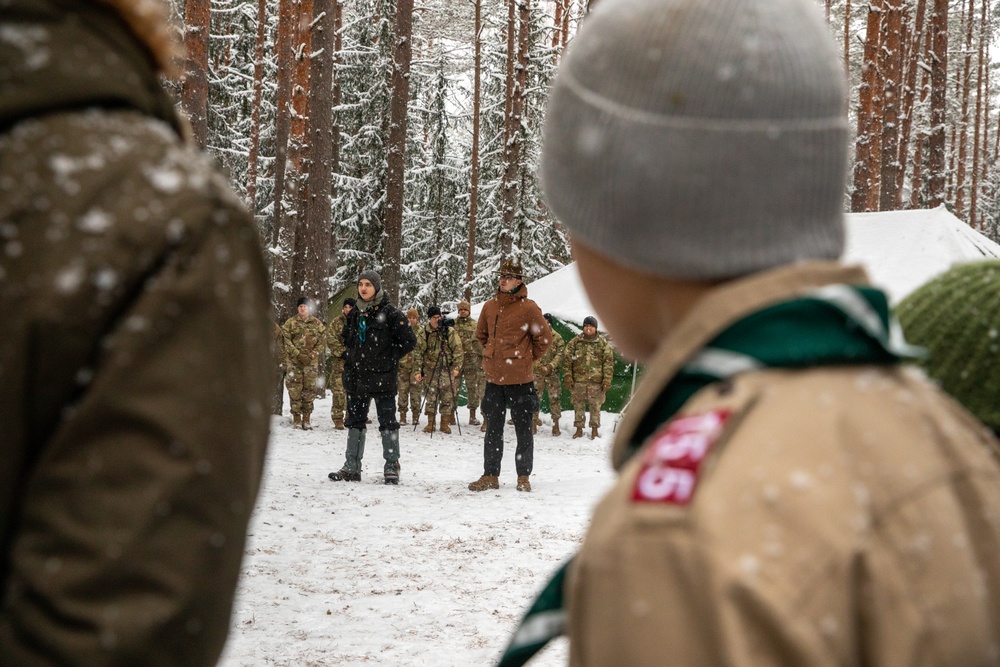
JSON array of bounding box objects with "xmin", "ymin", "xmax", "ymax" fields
[{"xmin": 342, "ymin": 295, "xmax": 416, "ymax": 395}]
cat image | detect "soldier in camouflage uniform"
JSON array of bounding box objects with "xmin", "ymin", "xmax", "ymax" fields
[
  {"xmin": 414, "ymin": 306, "xmax": 464, "ymax": 434},
  {"xmin": 282, "ymin": 297, "xmax": 326, "ymax": 429},
  {"xmin": 397, "ymin": 308, "xmax": 422, "ymax": 425},
  {"xmin": 325, "ymin": 298, "xmax": 354, "ymax": 429},
  {"xmin": 533, "ymin": 313, "xmax": 567, "ymax": 435},
  {"xmin": 562, "ymin": 316, "xmax": 615, "ymax": 439},
  {"xmin": 273, "ymin": 321, "xmax": 290, "ymax": 416},
  {"xmin": 454, "ymin": 300, "xmax": 485, "ymax": 425}
]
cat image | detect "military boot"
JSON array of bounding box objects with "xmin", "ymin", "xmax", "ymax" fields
[
  {"xmin": 468, "ymin": 475, "xmax": 500, "ymax": 492},
  {"xmin": 423, "ymin": 416, "xmax": 436, "ymax": 434},
  {"xmin": 469, "ymin": 408, "xmax": 481, "ymax": 426},
  {"xmin": 302, "ymin": 414, "xmax": 313, "ymax": 430},
  {"xmin": 516, "ymin": 475, "xmax": 532, "ymax": 492},
  {"xmin": 591, "ymin": 426, "xmax": 600, "ymax": 440},
  {"xmin": 552, "ymin": 422, "xmax": 561, "ymax": 436},
  {"xmin": 439, "ymin": 414, "xmax": 452, "ymax": 434},
  {"xmin": 382, "ymin": 430, "xmax": 401, "ymax": 484},
  {"xmin": 399, "ymin": 410, "xmax": 408, "ymax": 425},
  {"xmin": 480, "ymin": 419, "xmax": 487, "ymax": 433},
  {"xmin": 329, "ymin": 428, "xmax": 366, "ymax": 481},
  {"xmin": 411, "ymin": 412, "xmax": 420, "ymax": 425},
  {"xmin": 292, "ymin": 413, "xmax": 301, "ymax": 428},
  {"xmin": 333, "ymin": 416, "xmax": 344, "ymax": 430},
  {"xmin": 573, "ymin": 426, "xmax": 584, "ymax": 439}
]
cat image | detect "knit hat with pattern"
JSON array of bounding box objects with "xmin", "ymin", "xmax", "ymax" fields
[
  {"xmin": 541, "ymin": 0, "xmax": 848, "ymax": 280},
  {"xmin": 896, "ymin": 261, "xmax": 1000, "ymax": 433}
]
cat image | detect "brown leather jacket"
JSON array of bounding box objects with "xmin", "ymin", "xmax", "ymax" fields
[{"xmin": 475, "ymin": 284, "xmax": 551, "ymax": 385}]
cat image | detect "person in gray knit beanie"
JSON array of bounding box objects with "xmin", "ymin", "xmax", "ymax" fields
[
  {"xmin": 542, "ymin": 0, "xmax": 848, "ymax": 281},
  {"xmin": 497, "ymin": 0, "xmax": 1000, "ymax": 665}
]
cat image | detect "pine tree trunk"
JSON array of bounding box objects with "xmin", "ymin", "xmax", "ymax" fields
[
  {"xmin": 909, "ymin": 23, "xmax": 932, "ymax": 209},
  {"xmin": 245, "ymin": 0, "xmax": 268, "ymax": 217},
  {"xmin": 289, "ymin": 0, "xmax": 314, "ymax": 302},
  {"xmin": 844, "ymin": 0, "xmax": 851, "ymax": 79},
  {"xmin": 330, "ymin": 0, "xmax": 342, "ymax": 267},
  {"xmin": 272, "ymin": 0, "xmax": 297, "ymax": 248},
  {"xmin": 181, "ymin": 0, "xmax": 210, "ymax": 148},
  {"xmin": 852, "ymin": 0, "xmax": 883, "ymax": 211},
  {"xmin": 954, "ymin": 0, "xmax": 974, "ymax": 218},
  {"xmin": 969, "ymin": 0, "xmax": 987, "ymax": 229},
  {"xmin": 499, "ymin": 0, "xmax": 519, "ymax": 257},
  {"xmin": 879, "ymin": 0, "xmax": 903, "ymax": 210},
  {"xmin": 927, "ymin": 0, "xmax": 949, "ymax": 208},
  {"xmin": 301, "ymin": 0, "xmax": 335, "ymax": 311},
  {"xmin": 895, "ymin": 0, "xmax": 926, "ymax": 205},
  {"xmin": 383, "ymin": 0, "xmax": 414, "ymax": 303},
  {"xmin": 465, "ymin": 0, "xmax": 482, "ymax": 303}
]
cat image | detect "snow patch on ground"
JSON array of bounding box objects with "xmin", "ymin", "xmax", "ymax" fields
[{"xmin": 218, "ymin": 392, "xmax": 617, "ymax": 666}]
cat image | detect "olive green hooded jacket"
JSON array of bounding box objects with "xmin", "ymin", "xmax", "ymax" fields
[{"xmin": 0, "ymin": 1, "xmax": 272, "ymax": 665}]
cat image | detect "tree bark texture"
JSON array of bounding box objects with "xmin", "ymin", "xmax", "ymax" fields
[
  {"xmin": 181, "ymin": 0, "xmax": 210, "ymax": 148},
  {"xmin": 465, "ymin": 0, "xmax": 482, "ymax": 302},
  {"xmin": 852, "ymin": 0, "xmax": 883, "ymax": 211},
  {"xmin": 927, "ymin": 0, "xmax": 949, "ymax": 208},
  {"xmin": 383, "ymin": 0, "xmax": 414, "ymax": 303}
]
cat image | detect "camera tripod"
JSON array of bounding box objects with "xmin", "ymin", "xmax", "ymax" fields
[{"xmin": 413, "ymin": 326, "xmax": 462, "ymax": 436}]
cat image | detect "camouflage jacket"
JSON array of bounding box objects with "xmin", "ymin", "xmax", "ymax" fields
[
  {"xmin": 562, "ymin": 333, "xmax": 615, "ymax": 388},
  {"xmin": 534, "ymin": 325, "xmax": 566, "ymax": 376},
  {"xmin": 326, "ymin": 313, "xmax": 347, "ymax": 363},
  {"xmin": 273, "ymin": 322, "xmax": 291, "ymax": 370},
  {"xmin": 454, "ymin": 315, "xmax": 483, "ymax": 364},
  {"xmin": 283, "ymin": 315, "xmax": 326, "ymax": 367},
  {"xmin": 399, "ymin": 322, "xmax": 421, "ymax": 374},
  {"xmin": 415, "ymin": 324, "xmax": 464, "ymax": 377}
]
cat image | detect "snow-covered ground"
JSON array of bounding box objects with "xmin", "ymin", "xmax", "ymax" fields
[{"xmin": 217, "ymin": 393, "xmax": 617, "ymax": 666}]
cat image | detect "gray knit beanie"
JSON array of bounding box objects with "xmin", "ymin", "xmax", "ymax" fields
[
  {"xmin": 358, "ymin": 270, "xmax": 382, "ymax": 292},
  {"xmin": 541, "ymin": 0, "xmax": 849, "ymax": 280}
]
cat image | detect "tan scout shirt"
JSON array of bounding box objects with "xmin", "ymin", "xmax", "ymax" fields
[{"xmin": 567, "ymin": 263, "xmax": 1000, "ymax": 666}]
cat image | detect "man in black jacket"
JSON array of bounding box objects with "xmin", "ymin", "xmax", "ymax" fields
[{"xmin": 329, "ymin": 270, "xmax": 416, "ymax": 484}]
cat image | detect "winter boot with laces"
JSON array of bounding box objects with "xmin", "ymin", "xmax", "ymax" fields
[
  {"xmin": 591, "ymin": 426, "xmax": 600, "ymax": 440},
  {"xmin": 552, "ymin": 422, "xmax": 561, "ymax": 436},
  {"xmin": 440, "ymin": 414, "xmax": 452, "ymax": 434},
  {"xmin": 328, "ymin": 468, "xmax": 361, "ymax": 482},
  {"xmin": 573, "ymin": 426, "xmax": 584, "ymax": 439},
  {"xmin": 468, "ymin": 475, "xmax": 500, "ymax": 492},
  {"xmin": 480, "ymin": 419, "xmax": 487, "ymax": 433},
  {"xmin": 516, "ymin": 475, "xmax": 532, "ymax": 492},
  {"xmin": 301, "ymin": 414, "xmax": 313, "ymax": 430},
  {"xmin": 469, "ymin": 408, "xmax": 481, "ymax": 426},
  {"xmin": 423, "ymin": 416, "xmax": 436, "ymax": 434},
  {"xmin": 292, "ymin": 413, "xmax": 301, "ymax": 428}
]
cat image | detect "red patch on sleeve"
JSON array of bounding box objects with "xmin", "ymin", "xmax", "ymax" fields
[{"xmin": 632, "ymin": 409, "xmax": 732, "ymax": 505}]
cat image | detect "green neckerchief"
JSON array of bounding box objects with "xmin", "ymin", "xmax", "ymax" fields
[{"xmin": 496, "ymin": 284, "xmax": 919, "ymax": 667}]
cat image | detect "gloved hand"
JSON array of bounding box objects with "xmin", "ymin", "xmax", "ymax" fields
[
  {"xmin": 297, "ymin": 353, "xmax": 311, "ymax": 366},
  {"xmin": 564, "ymin": 377, "xmax": 574, "ymax": 391},
  {"xmin": 541, "ymin": 364, "xmax": 552, "ymax": 376}
]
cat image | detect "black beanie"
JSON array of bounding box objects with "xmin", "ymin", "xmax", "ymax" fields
[
  {"xmin": 297, "ymin": 296, "xmax": 310, "ymax": 307},
  {"xmin": 427, "ymin": 306, "xmax": 442, "ymax": 318},
  {"xmin": 343, "ymin": 297, "xmax": 356, "ymax": 308},
  {"xmin": 583, "ymin": 316, "xmax": 598, "ymax": 329}
]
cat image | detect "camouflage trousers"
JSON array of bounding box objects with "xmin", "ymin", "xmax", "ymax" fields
[
  {"xmin": 329, "ymin": 360, "xmax": 346, "ymax": 419},
  {"xmin": 397, "ymin": 371, "xmax": 421, "ymax": 415},
  {"xmin": 460, "ymin": 361, "xmax": 485, "ymax": 410},
  {"xmin": 534, "ymin": 373, "xmax": 562, "ymax": 421},
  {"xmin": 571, "ymin": 383, "xmax": 606, "ymax": 428},
  {"xmin": 286, "ymin": 363, "xmax": 318, "ymax": 416},
  {"xmin": 423, "ymin": 371, "xmax": 458, "ymax": 416}
]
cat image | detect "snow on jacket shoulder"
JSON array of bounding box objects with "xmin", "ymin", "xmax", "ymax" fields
[{"xmin": 0, "ymin": 2, "xmax": 272, "ymax": 664}]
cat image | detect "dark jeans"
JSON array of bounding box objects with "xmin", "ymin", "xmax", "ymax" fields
[
  {"xmin": 481, "ymin": 381, "xmax": 538, "ymax": 476},
  {"xmin": 346, "ymin": 391, "xmax": 399, "ymax": 431}
]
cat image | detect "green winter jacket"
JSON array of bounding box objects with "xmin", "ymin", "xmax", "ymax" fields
[{"xmin": 0, "ymin": 1, "xmax": 272, "ymax": 665}]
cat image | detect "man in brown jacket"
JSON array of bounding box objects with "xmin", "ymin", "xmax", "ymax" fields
[
  {"xmin": 498, "ymin": 0, "xmax": 1000, "ymax": 664},
  {"xmin": 0, "ymin": 0, "xmax": 272, "ymax": 665},
  {"xmin": 469, "ymin": 258, "xmax": 551, "ymax": 493}
]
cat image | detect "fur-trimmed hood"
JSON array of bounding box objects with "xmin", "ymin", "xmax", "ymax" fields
[{"xmin": 0, "ymin": 0, "xmax": 182, "ymax": 133}]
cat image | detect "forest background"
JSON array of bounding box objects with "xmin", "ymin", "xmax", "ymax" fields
[{"xmin": 169, "ymin": 0, "xmax": 1000, "ymax": 322}]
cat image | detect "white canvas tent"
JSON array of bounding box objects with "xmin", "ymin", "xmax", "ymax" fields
[{"xmin": 474, "ymin": 206, "xmax": 1000, "ymax": 325}]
